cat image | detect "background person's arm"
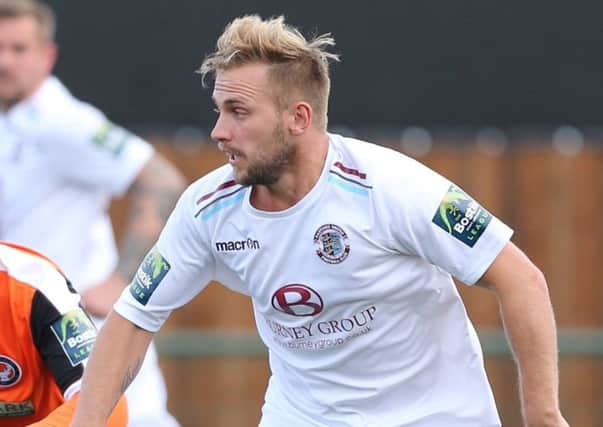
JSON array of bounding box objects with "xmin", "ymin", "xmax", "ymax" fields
[
  {"xmin": 479, "ymin": 242, "xmax": 569, "ymax": 426},
  {"xmin": 82, "ymin": 153, "xmax": 186, "ymax": 317},
  {"xmin": 71, "ymin": 311, "xmax": 154, "ymax": 427}
]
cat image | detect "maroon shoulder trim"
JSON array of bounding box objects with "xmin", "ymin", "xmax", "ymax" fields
[
  {"xmin": 196, "ymin": 180, "xmax": 237, "ymax": 204},
  {"xmin": 333, "ymin": 161, "xmax": 366, "ymax": 180}
]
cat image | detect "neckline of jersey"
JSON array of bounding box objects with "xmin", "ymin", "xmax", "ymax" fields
[
  {"xmin": 1, "ymin": 76, "xmax": 60, "ymax": 122},
  {"xmin": 242, "ymin": 135, "xmax": 335, "ymax": 219}
]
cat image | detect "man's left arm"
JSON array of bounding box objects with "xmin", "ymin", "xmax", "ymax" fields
[
  {"xmin": 82, "ymin": 153, "xmax": 186, "ymax": 316},
  {"xmin": 479, "ymin": 242, "xmax": 569, "ymax": 427}
]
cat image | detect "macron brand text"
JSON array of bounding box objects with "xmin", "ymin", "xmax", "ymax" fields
[{"xmin": 215, "ymin": 238, "xmax": 261, "ymax": 252}]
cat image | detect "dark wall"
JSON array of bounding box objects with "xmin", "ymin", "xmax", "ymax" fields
[{"xmin": 46, "ymin": 0, "xmax": 603, "ymax": 130}]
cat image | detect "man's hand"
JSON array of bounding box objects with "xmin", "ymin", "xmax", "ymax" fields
[
  {"xmin": 26, "ymin": 393, "xmax": 128, "ymax": 427},
  {"xmin": 81, "ymin": 272, "xmax": 129, "ymax": 317}
]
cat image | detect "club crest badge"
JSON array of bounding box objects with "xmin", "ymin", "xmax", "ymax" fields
[
  {"xmin": 0, "ymin": 355, "xmax": 21, "ymax": 387},
  {"xmin": 314, "ymin": 224, "xmax": 350, "ymax": 264}
]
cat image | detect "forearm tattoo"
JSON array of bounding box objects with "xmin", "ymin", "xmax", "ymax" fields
[
  {"xmin": 120, "ymin": 356, "xmax": 144, "ymax": 394},
  {"xmin": 117, "ymin": 155, "xmax": 184, "ymax": 280}
]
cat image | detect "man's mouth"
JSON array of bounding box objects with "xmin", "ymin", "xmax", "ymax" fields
[{"xmin": 218, "ymin": 143, "xmax": 243, "ymax": 164}]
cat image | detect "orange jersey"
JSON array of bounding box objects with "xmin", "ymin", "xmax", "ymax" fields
[{"xmin": 0, "ymin": 242, "xmax": 97, "ymax": 426}]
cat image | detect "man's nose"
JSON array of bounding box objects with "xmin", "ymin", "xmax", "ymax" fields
[{"xmin": 210, "ymin": 113, "xmax": 231, "ymax": 144}]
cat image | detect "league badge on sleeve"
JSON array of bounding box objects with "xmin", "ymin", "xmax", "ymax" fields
[
  {"xmin": 129, "ymin": 247, "xmax": 171, "ymax": 305},
  {"xmin": 50, "ymin": 309, "xmax": 97, "ymax": 366},
  {"xmin": 92, "ymin": 120, "xmax": 132, "ymax": 156},
  {"xmin": 432, "ymin": 184, "xmax": 492, "ymax": 247}
]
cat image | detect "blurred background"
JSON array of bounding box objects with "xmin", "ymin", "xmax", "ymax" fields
[{"xmin": 47, "ymin": 0, "xmax": 602, "ymax": 425}]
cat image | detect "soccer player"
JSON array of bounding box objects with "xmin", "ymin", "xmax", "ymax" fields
[
  {"xmin": 0, "ymin": 241, "xmax": 127, "ymax": 427},
  {"xmin": 73, "ymin": 15, "xmax": 569, "ymax": 427},
  {"xmin": 0, "ymin": 1, "xmax": 185, "ymax": 426}
]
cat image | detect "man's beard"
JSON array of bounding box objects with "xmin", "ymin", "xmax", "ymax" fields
[
  {"xmin": 0, "ymin": 74, "xmax": 26, "ymax": 111},
  {"xmin": 237, "ymin": 123, "xmax": 296, "ymax": 187},
  {"xmin": 0, "ymin": 93, "xmax": 23, "ymax": 110}
]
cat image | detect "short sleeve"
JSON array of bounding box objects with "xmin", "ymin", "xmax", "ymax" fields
[
  {"xmin": 380, "ymin": 153, "xmax": 513, "ymax": 285},
  {"xmin": 114, "ymin": 185, "xmax": 216, "ymax": 331},
  {"xmin": 30, "ymin": 290, "xmax": 91, "ymax": 396},
  {"xmin": 36, "ymin": 101, "xmax": 154, "ymax": 196},
  {"xmin": 26, "ymin": 265, "xmax": 96, "ymax": 397}
]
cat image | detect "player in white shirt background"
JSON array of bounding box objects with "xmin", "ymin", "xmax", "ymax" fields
[
  {"xmin": 73, "ymin": 15, "xmax": 569, "ymax": 427},
  {"xmin": 0, "ymin": 1, "xmax": 185, "ymax": 426}
]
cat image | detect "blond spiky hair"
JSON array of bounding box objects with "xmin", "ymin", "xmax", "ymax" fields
[{"xmin": 199, "ymin": 15, "xmax": 340, "ymax": 130}]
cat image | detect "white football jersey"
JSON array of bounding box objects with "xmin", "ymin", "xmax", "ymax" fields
[
  {"xmin": 116, "ymin": 134, "xmax": 512, "ymax": 426},
  {"xmin": 0, "ymin": 76, "xmax": 153, "ymax": 290}
]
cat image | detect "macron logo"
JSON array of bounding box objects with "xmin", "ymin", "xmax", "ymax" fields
[{"xmin": 215, "ymin": 238, "xmax": 261, "ymax": 252}]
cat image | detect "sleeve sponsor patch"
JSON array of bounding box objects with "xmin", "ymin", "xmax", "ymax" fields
[
  {"xmin": 432, "ymin": 184, "xmax": 492, "ymax": 247},
  {"xmin": 129, "ymin": 247, "xmax": 171, "ymax": 306},
  {"xmin": 50, "ymin": 309, "xmax": 97, "ymax": 366},
  {"xmin": 92, "ymin": 120, "xmax": 131, "ymax": 156}
]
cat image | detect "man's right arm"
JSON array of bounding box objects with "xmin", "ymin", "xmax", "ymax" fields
[{"xmin": 71, "ymin": 311, "xmax": 154, "ymax": 427}]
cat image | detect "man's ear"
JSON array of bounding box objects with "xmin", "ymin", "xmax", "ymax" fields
[
  {"xmin": 45, "ymin": 42, "xmax": 58, "ymax": 74},
  {"xmin": 288, "ymin": 101, "xmax": 312, "ymax": 136}
]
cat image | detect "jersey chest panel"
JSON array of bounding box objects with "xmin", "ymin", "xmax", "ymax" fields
[{"xmin": 0, "ymin": 131, "xmax": 59, "ymax": 234}]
